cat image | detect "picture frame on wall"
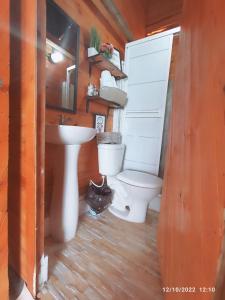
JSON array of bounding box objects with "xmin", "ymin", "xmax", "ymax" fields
[
  {"xmin": 94, "ymin": 114, "xmax": 106, "ymax": 133},
  {"xmin": 110, "ymin": 48, "xmax": 121, "ymax": 70}
]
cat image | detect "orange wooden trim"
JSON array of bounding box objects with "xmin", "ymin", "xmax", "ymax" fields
[
  {"xmin": 36, "ymin": 0, "xmax": 46, "ymax": 291},
  {"xmin": 158, "ymin": 1, "xmax": 225, "ymax": 298},
  {"xmin": 0, "ymin": 0, "xmax": 10, "ymax": 297},
  {"xmin": 9, "ymin": 0, "xmax": 38, "ymax": 296}
]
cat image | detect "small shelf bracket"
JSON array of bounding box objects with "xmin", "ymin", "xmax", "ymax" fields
[
  {"xmin": 88, "ymin": 53, "xmax": 127, "ymax": 80},
  {"xmin": 86, "ymin": 96, "xmax": 122, "ymax": 116}
]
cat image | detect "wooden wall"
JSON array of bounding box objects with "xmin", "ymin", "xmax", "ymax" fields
[
  {"xmin": 9, "ymin": 0, "xmax": 38, "ymax": 295},
  {"xmin": 45, "ymin": 0, "xmax": 127, "ymax": 213},
  {"xmin": 113, "ymin": 0, "xmax": 148, "ymax": 39},
  {"xmin": 158, "ymin": 0, "xmax": 225, "ymax": 299},
  {"xmin": 146, "ymin": 0, "xmax": 183, "ymax": 35},
  {"xmin": 95, "ymin": 0, "xmax": 183, "ymax": 39},
  {"xmin": 0, "ymin": 0, "xmax": 9, "ymax": 298}
]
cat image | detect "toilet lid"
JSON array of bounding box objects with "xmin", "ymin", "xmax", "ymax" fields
[{"xmin": 117, "ymin": 170, "xmax": 162, "ymax": 189}]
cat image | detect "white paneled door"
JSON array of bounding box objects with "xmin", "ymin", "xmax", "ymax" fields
[{"xmin": 121, "ymin": 29, "xmax": 178, "ymax": 175}]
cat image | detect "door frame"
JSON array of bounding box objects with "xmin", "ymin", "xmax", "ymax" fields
[
  {"xmin": 8, "ymin": 0, "xmax": 46, "ymax": 296},
  {"xmin": 0, "ymin": 0, "xmax": 10, "ymax": 298}
]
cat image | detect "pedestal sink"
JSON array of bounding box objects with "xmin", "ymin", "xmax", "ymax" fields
[{"xmin": 46, "ymin": 124, "xmax": 96, "ymax": 242}]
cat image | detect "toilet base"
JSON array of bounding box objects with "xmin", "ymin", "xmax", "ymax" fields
[
  {"xmin": 106, "ymin": 172, "xmax": 162, "ymax": 223},
  {"xmin": 108, "ymin": 206, "xmax": 131, "ymax": 221},
  {"xmin": 108, "ymin": 203, "xmax": 147, "ymax": 223}
]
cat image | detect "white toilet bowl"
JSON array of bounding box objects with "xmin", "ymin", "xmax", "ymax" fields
[
  {"xmin": 107, "ymin": 170, "xmax": 162, "ymax": 223},
  {"xmin": 98, "ymin": 144, "xmax": 163, "ymax": 223}
]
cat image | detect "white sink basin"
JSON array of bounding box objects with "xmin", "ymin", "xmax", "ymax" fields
[
  {"xmin": 46, "ymin": 124, "xmax": 96, "ymax": 145},
  {"xmin": 46, "ymin": 124, "xmax": 96, "ymax": 242}
]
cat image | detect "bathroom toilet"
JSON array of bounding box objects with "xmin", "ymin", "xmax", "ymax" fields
[{"xmin": 98, "ymin": 144, "xmax": 162, "ymax": 223}]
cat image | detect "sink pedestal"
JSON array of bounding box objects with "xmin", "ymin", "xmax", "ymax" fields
[
  {"xmin": 50, "ymin": 145, "xmax": 81, "ymax": 242},
  {"xmin": 46, "ymin": 124, "xmax": 96, "ymax": 242}
]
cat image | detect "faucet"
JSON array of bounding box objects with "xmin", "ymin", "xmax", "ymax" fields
[{"xmin": 59, "ymin": 114, "xmax": 72, "ymax": 125}]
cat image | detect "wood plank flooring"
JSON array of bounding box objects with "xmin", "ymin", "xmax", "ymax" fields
[{"xmin": 38, "ymin": 210, "xmax": 163, "ymax": 300}]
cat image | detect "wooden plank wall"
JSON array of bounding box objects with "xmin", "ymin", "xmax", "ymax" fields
[
  {"xmin": 113, "ymin": 0, "xmax": 148, "ymax": 39},
  {"xmin": 0, "ymin": 0, "xmax": 9, "ymax": 298},
  {"xmin": 146, "ymin": 0, "xmax": 183, "ymax": 35},
  {"xmin": 9, "ymin": 0, "xmax": 37, "ymax": 295},
  {"xmin": 158, "ymin": 0, "xmax": 225, "ymax": 299},
  {"xmin": 45, "ymin": 0, "xmax": 142, "ymax": 215}
]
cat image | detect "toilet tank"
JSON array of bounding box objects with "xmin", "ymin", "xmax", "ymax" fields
[{"xmin": 98, "ymin": 144, "xmax": 125, "ymax": 176}]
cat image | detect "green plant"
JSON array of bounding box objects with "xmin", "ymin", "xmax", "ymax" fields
[{"xmin": 90, "ymin": 27, "xmax": 101, "ymax": 52}]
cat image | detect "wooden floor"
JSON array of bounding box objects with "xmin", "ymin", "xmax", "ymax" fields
[{"xmin": 39, "ymin": 210, "xmax": 163, "ymax": 300}]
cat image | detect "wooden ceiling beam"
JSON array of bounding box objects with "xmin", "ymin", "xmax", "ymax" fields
[
  {"xmin": 101, "ymin": 0, "xmax": 134, "ymax": 42},
  {"xmin": 85, "ymin": 0, "xmax": 128, "ymax": 45},
  {"xmin": 146, "ymin": 13, "xmax": 182, "ymax": 35},
  {"xmin": 145, "ymin": 0, "xmax": 183, "ymax": 35}
]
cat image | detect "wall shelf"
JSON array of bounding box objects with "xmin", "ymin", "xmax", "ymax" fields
[
  {"xmin": 88, "ymin": 54, "xmax": 127, "ymax": 80},
  {"xmin": 86, "ymin": 96, "xmax": 122, "ymax": 115}
]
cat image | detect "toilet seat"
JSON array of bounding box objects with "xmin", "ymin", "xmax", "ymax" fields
[{"xmin": 116, "ymin": 170, "xmax": 162, "ymax": 189}]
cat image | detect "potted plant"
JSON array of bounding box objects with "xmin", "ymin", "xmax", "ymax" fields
[
  {"xmin": 88, "ymin": 27, "xmax": 101, "ymax": 57},
  {"xmin": 99, "ymin": 43, "xmax": 114, "ymax": 59}
]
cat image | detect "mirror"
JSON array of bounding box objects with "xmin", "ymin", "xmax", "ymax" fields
[{"xmin": 46, "ymin": 0, "xmax": 80, "ymax": 112}]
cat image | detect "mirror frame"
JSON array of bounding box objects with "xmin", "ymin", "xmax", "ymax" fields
[{"xmin": 46, "ymin": 0, "xmax": 80, "ymax": 113}]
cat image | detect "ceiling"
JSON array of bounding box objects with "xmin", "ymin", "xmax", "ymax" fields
[
  {"xmin": 146, "ymin": 0, "xmax": 183, "ymax": 35},
  {"xmin": 102, "ymin": 0, "xmax": 183, "ymax": 39}
]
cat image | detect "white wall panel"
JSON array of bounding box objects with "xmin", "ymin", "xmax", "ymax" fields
[
  {"xmin": 123, "ymin": 135, "xmax": 160, "ymax": 165},
  {"xmin": 122, "ymin": 31, "xmax": 174, "ymax": 175},
  {"xmin": 123, "ymin": 117, "xmax": 161, "ymax": 137},
  {"xmin": 124, "ymin": 160, "xmax": 158, "ymax": 174},
  {"xmin": 129, "ymin": 36, "xmax": 170, "ymax": 58},
  {"xmin": 128, "ymin": 50, "xmax": 171, "ymax": 84},
  {"xmin": 126, "ymin": 81, "xmax": 167, "ymax": 112}
]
